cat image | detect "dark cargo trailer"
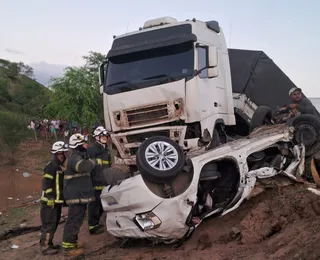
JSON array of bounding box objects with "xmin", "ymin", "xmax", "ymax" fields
[{"xmin": 228, "ymin": 48, "xmax": 308, "ymax": 112}]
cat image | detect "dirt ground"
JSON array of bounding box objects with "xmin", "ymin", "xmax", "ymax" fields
[
  {"xmin": 0, "ymin": 140, "xmax": 51, "ymax": 212},
  {"xmin": 1, "ymin": 139, "xmax": 320, "ymax": 260}
]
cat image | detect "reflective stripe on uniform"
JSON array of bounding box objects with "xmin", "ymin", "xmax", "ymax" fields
[
  {"xmin": 94, "ymin": 186, "xmax": 104, "ymax": 191},
  {"xmin": 102, "ymin": 160, "xmax": 109, "ymax": 165},
  {"xmin": 88, "ymin": 225, "xmax": 99, "ymax": 230},
  {"xmin": 43, "ymin": 173, "xmax": 53, "ymax": 179},
  {"xmin": 45, "ymin": 188, "xmax": 53, "ymax": 194},
  {"xmin": 96, "ymin": 158, "xmax": 102, "ymax": 165},
  {"xmin": 66, "ymin": 197, "xmax": 95, "ymax": 204},
  {"xmin": 75, "ymin": 160, "xmax": 82, "ymax": 172},
  {"xmin": 64, "ymin": 173, "xmax": 91, "ymax": 180},
  {"xmin": 62, "ymin": 241, "xmax": 76, "ymax": 249},
  {"xmin": 41, "ymin": 196, "xmax": 63, "ymax": 204},
  {"xmin": 41, "ymin": 196, "xmax": 48, "ymax": 202},
  {"xmin": 56, "ymin": 171, "xmax": 60, "ymax": 202}
]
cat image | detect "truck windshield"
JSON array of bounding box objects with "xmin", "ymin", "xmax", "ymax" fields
[{"xmin": 105, "ymin": 41, "xmax": 194, "ymax": 95}]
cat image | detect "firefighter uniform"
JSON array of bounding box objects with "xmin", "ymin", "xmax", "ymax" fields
[
  {"xmin": 61, "ymin": 147, "xmax": 102, "ymax": 255},
  {"xmin": 87, "ymin": 142, "xmax": 111, "ymax": 234},
  {"xmin": 39, "ymin": 144, "xmax": 67, "ymax": 255}
]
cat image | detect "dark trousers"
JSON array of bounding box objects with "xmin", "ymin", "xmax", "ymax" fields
[
  {"xmin": 62, "ymin": 204, "xmax": 87, "ymax": 247},
  {"xmin": 88, "ymin": 190, "xmax": 103, "ymax": 230},
  {"xmin": 40, "ymin": 203, "xmax": 62, "ymax": 246}
]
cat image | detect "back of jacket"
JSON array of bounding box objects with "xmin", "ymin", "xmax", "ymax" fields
[
  {"xmin": 87, "ymin": 142, "xmax": 111, "ymax": 190},
  {"xmin": 63, "ymin": 150, "xmax": 95, "ymax": 204}
]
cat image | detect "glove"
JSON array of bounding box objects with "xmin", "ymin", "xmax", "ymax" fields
[{"xmin": 47, "ymin": 199, "xmax": 55, "ymax": 207}]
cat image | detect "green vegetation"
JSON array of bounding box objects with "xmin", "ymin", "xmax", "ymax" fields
[
  {"xmin": 44, "ymin": 51, "xmax": 105, "ymax": 129},
  {"xmin": 0, "ymin": 58, "xmax": 52, "ymax": 117},
  {"xmin": 0, "ymin": 111, "xmax": 32, "ymax": 164},
  {"xmin": 0, "ymin": 52, "xmax": 106, "ymax": 160},
  {"xmin": 0, "ymin": 59, "xmax": 50, "ymax": 161}
]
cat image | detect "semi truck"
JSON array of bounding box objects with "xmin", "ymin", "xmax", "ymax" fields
[{"xmin": 98, "ymin": 16, "xmax": 303, "ymax": 168}]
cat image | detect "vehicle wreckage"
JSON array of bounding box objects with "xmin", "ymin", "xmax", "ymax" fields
[
  {"xmin": 100, "ymin": 124, "xmax": 310, "ymax": 244},
  {"xmin": 97, "ymin": 16, "xmax": 320, "ymax": 244}
]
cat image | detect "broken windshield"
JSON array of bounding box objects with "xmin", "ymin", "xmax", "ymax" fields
[{"xmin": 104, "ymin": 42, "xmax": 194, "ymax": 95}]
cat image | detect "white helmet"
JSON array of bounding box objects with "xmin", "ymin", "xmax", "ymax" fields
[
  {"xmin": 93, "ymin": 126, "xmax": 109, "ymax": 138},
  {"xmin": 69, "ymin": 133, "xmax": 88, "ymax": 149},
  {"xmin": 51, "ymin": 141, "xmax": 69, "ymax": 154}
]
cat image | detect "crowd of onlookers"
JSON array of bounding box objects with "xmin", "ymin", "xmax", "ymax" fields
[{"xmin": 28, "ymin": 119, "xmax": 92, "ymax": 141}]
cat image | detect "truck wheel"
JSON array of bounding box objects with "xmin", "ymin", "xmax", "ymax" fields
[
  {"xmin": 249, "ymin": 106, "xmax": 272, "ymax": 133},
  {"xmin": 287, "ymin": 114, "xmax": 320, "ymax": 157},
  {"xmin": 136, "ymin": 136, "xmax": 185, "ymax": 183}
]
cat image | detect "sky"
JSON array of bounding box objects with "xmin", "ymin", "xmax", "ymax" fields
[{"xmin": 1, "ymin": 0, "xmax": 320, "ymax": 96}]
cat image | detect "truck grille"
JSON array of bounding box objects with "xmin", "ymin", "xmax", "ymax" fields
[{"xmin": 125, "ymin": 103, "xmax": 169, "ymax": 127}]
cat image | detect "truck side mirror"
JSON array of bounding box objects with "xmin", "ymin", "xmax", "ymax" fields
[
  {"xmin": 208, "ymin": 46, "xmax": 218, "ymax": 67},
  {"xmin": 98, "ymin": 63, "xmax": 105, "ymax": 86},
  {"xmin": 208, "ymin": 46, "xmax": 218, "ymax": 78}
]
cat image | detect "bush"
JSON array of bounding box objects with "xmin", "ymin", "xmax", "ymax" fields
[{"xmin": 0, "ymin": 111, "xmax": 31, "ymax": 164}]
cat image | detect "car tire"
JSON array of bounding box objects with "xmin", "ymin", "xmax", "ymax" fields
[
  {"xmin": 287, "ymin": 114, "xmax": 320, "ymax": 157},
  {"xmin": 249, "ymin": 106, "xmax": 272, "ymax": 133},
  {"xmin": 136, "ymin": 136, "xmax": 185, "ymax": 183}
]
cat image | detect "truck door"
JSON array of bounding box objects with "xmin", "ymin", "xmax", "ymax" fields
[{"xmin": 196, "ymin": 44, "xmax": 227, "ymax": 120}]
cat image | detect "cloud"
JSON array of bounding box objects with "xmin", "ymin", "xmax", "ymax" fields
[{"xmin": 4, "ymin": 48, "xmax": 24, "ymax": 55}]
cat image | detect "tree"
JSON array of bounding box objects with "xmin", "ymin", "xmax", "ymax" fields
[
  {"xmin": 0, "ymin": 111, "xmax": 31, "ymax": 165},
  {"xmin": 6, "ymin": 62, "xmax": 21, "ymax": 81},
  {"xmin": 82, "ymin": 51, "xmax": 106, "ymax": 73},
  {"xmin": 21, "ymin": 64, "xmax": 34, "ymax": 78},
  {"xmin": 44, "ymin": 52, "xmax": 105, "ymax": 128},
  {"xmin": 0, "ymin": 79, "xmax": 11, "ymax": 102}
]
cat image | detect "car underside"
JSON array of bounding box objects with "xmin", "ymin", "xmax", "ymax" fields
[{"xmin": 100, "ymin": 124, "xmax": 306, "ymax": 244}]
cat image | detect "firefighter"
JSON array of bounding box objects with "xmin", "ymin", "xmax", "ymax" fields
[
  {"xmin": 39, "ymin": 141, "xmax": 69, "ymax": 255},
  {"xmin": 61, "ymin": 133, "xmax": 103, "ymax": 257},
  {"xmin": 87, "ymin": 126, "xmax": 111, "ymax": 235}
]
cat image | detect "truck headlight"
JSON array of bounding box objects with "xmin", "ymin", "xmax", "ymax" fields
[{"xmin": 134, "ymin": 212, "xmax": 162, "ymax": 231}]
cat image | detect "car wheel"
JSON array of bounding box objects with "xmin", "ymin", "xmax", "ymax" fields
[
  {"xmin": 287, "ymin": 114, "xmax": 320, "ymax": 157},
  {"xmin": 136, "ymin": 136, "xmax": 185, "ymax": 183},
  {"xmin": 249, "ymin": 106, "xmax": 272, "ymax": 133}
]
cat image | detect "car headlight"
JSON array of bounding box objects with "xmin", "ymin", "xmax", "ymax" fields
[{"xmin": 134, "ymin": 212, "xmax": 162, "ymax": 231}]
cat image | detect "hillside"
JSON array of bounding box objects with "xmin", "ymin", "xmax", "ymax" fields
[{"xmin": 0, "ymin": 58, "xmax": 52, "ymax": 117}]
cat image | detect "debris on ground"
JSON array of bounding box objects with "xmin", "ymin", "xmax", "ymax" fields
[{"xmin": 1, "ymin": 140, "xmax": 320, "ymax": 259}]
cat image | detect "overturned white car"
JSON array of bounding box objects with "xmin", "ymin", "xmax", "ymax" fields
[{"xmin": 100, "ymin": 124, "xmax": 306, "ymax": 243}]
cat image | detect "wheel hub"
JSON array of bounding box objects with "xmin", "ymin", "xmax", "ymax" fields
[{"xmin": 145, "ymin": 141, "xmax": 179, "ymax": 171}]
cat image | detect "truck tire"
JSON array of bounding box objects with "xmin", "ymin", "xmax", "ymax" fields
[
  {"xmin": 136, "ymin": 136, "xmax": 185, "ymax": 183},
  {"xmin": 287, "ymin": 114, "xmax": 320, "ymax": 157},
  {"xmin": 249, "ymin": 106, "xmax": 272, "ymax": 133}
]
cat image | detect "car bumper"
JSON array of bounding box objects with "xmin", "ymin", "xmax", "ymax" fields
[{"xmin": 100, "ymin": 174, "xmax": 193, "ymax": 240}]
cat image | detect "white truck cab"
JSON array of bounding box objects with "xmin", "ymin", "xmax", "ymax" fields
[{"xmin": 99, "ymin": 17, "xmax": 236, "ymax": 165}]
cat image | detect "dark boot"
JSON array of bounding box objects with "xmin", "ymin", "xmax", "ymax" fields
[
  {"xmin": 48, "ymin": 241, "xmax": 61, "ymax": 250},
  {"xmin": 40, "ymin": 234, "xmax": 60, "ymax": 255},
  {"xmin": 89, "ymin": 225, "xmax": 104, "ymax": 235},
  {"xmin": 40, "ymin": 242, "xmax": 59, "ymax": 255}
]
